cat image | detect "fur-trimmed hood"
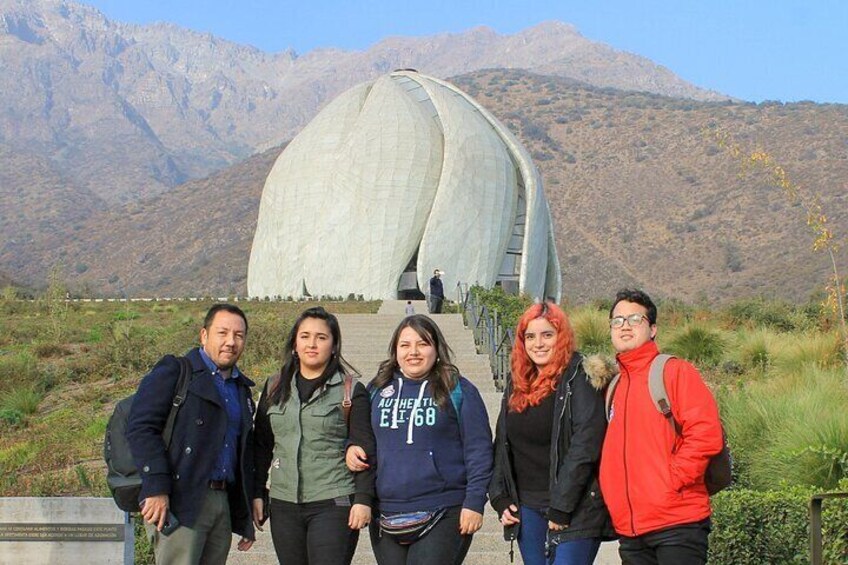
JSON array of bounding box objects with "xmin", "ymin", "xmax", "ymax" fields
[{"xmin": 582, "ymin": 354, "xmax": 618, "ymax": 391}]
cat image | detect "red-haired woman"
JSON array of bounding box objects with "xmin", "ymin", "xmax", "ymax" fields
[{"xmin": 489, "ymin": 302, "xmax": 615, "ymax": 565}]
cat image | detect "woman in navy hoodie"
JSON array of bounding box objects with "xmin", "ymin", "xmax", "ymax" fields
[{"xmin": 347, "ymin": 314, "xmax": 493, "ymax": 565}]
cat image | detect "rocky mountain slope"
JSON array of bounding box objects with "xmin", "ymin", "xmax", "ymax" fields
[
  {"xmin": 3, "ymin": 1, "xmax": 845, "ymax": 303},
  {"xmin": 0, "ymin": 0, "xmax": 727, "ymax": 207},
  {"xmin": 11, "ymin": 70, "xmax": 846, "ymax": 304}
]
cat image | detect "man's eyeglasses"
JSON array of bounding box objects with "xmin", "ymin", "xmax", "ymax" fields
[{"xmin": 609, "ymin": 314, "xmax": 649, "ymax": 329}]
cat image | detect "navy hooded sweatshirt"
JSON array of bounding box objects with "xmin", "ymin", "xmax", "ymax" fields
[{"xmin": 370, "ymin": 372, "xmax": 493, "ymax": 514}]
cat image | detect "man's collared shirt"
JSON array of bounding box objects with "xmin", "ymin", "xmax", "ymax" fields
[{"xmin": 199, "ymin": 348, "xmax": 242, "ymax": 484}]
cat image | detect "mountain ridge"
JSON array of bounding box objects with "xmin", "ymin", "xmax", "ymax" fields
[
  {"xmin": 0, "ymin": 0, "xmax": 729, "ymax": 201},
  {"xmin": 3, "ymin": 1, "xmax": 845, "ymax": 303},
  {"xmin": 8, "ymin": 70, "xmax": 846, "ymax": 304}
]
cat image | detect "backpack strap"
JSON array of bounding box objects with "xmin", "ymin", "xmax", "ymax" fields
[
  {"xmin": 648, "ymin": 354, "xmax": 682, "ymax": 436},
  {"xmin": 604, "ymin": 373, "xmax": 621, "ymax": 422},
  {"xmin": 162, "ymin": 356, "xmax": 192, "ymax": 448},
  {"xmin": 342, "ymin": 373, "xmax": 354, "ymax": 426}
]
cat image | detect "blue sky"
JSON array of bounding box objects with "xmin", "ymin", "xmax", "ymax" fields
[{"xmin": 85, "ymin": 0, "xmax": 847, "ymax": 104}]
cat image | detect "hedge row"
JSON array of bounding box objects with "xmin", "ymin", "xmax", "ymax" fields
[{"xmin": 709, "ymin": 483, "xmax": 848, "ymax": 564}]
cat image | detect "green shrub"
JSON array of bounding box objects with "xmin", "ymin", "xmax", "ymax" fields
[
  {"xmin": 770, "ymin": 332, "xmax": 843, "ymax": 377},
  {"xmin": 86, "ymin": 327, "xmax": 104, "ymax": 343},
  {"xmin": 469, "ymin": 286, "xmax": 533, "ymax": 330},
  {"xmin": 237, "ymin": 311, "xmax": 291, "ymax": 372},
  {"xmin": 0, "ymin": 353, "xmax": 38, "ymax": 394},
  {"xmin": 0, "ymin": 386, "xmax": 43, "ymax": 416},
  {"xmin": 1, "ymin": 286, "xmax": 23, "ymax": 314},
  {"xmin": 0, "ymin": 408, "xmax": 23, "ymax": 426},
  {"xmin": 99, "ymin": 322, "xmax": 166, "ymax": 373},
  {"xmin": 666, "ymin": 325, "xmax": 726, "ymax": 367},
  {"xmin": 1, "ymin": 285, "xmax": 19, "ymax": 301},
  {"xmin": 36, "ymin": 365, "xmax": 62, "ymax": 393},
  {"xmin": 0, "ymin": 442, "xmax": 36, "ymax": 470},
  {"xmin": 570, "ymin": 307, "xmax": 612, "ymax": 355},
  {"xmin": 732, "ymin": 328, "xmax": 779, "ymax": 373},
  {"xmin": 589, "ymin": 297, "xmax": 613, "ymax": 314},
  {"xmin": 725, "ymin": 297, "xmax": 818, "ymax": 331},
  {"xmin": 113, "ymin": 310, "xmax": 141, "ymax": 321},
  {"xmin": 721, "ymin": 366, "xmax": 848, "ymax": 490},
  {"xmin": 716, "ymin": 385, "xmax": 764, "ymax": 489},
  {"xmin": 656, "ymin": 296, "xmax": 696, "ymax": 325},
  {"xmin": 709, "ymin": 483, "xmax": 848, "ymax": 564}
]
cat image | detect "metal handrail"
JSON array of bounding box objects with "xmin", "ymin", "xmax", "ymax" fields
[
  {"xmin": 810, "ymin": 491, "xmax": 848, "ymax": 564},
  {"xmin": 456, "ymin": 283, "xmax": 514, "ymax": 391}
]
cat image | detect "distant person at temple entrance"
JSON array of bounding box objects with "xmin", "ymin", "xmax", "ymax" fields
[{"xmin": 428, "ymin": 269, "xmax": 444, "ymax": 314}]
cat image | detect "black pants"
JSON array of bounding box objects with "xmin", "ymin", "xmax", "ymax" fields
[
  {"xmin": 370, "ymin": 506, "xmax": 472, "ymax": 565},
  {"xmin": 269, "ymin": 496, "xmax": 359, "ymax": 565},
  {"xmin": 618, "ymin": 519, "xmax": 711, "ymax": 565},
  {"xmin": 428, "ymin": 296, "xmax": 444, "ymax": 314}
]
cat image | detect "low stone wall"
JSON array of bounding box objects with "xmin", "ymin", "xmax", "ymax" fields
[{"xmin": 0, "ymin": 498, "xmax": 131, "ymax": 565}]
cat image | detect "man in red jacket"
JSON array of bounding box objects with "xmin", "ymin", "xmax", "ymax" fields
[{"xmin": 599, "ymin": 289, "xmax": 723, "ymax": 565}]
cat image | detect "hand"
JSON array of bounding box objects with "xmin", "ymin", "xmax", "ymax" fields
[
  {"xmin": 237, "ymin": 537, "xmax": 254, "ymax": 551},
  {"xmin": 140, "ymin": 494, "xmax": 170, "ymax": 532},
  {"xmin": 348, "ymin": 503, "xmax": 371, "ymax": 530},
  {"xmin": 548, "ymin": 520, "xmax": 568, "ymax": 532},
  {"xmin": 252, "ymin": 497, "xmax": 266, "ymax": 531},
  {"xmin": 458, "ymin": 509, "xmax": 483, "ymax": 535},
  {"xmin": 500, "ymin": 504, "xmax": 520, "ymax": 526},
  {"xmin": 345, "ymin": 445, "xmax": 369, "ymax": 472}
]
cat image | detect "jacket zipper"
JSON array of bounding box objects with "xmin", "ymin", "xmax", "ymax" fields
[
  {"xmin": 296, "ymin": 378, "xmax": 339, "ymax": 502},
  {"xmin": 551, "ymin": 367, "xmax": 577, "ymax": 484},
  {"xmin": 622, "ymin": 369, "xmax": 636, "ymax": 535},
  {"xmin": 296, "ymin": 399, "xmax": 303, "ymax": 503},
  {"xmin": 501, "ymin": 382, "xmax": 518, "ymax": 541},
  {"xmin": 552, "ymin": 366, "xmax": 575, "ymax": 486},
  {"xmin": 238, "ymin": 384, "xmax": 250, "ymax": 517}
]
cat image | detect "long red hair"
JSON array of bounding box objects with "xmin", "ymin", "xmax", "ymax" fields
[{"xmin": 509, "ymin": 302, "xmax": 575, "ymax": 413}]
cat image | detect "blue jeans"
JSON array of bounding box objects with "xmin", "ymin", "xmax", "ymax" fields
[{"xmin": 517, "ymin": 506, "xmax": 601, "ymax": 565}]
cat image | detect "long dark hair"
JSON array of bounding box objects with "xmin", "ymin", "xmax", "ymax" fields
[
  {"xmin": 371, "ymin": 314, "xmax": 459, "ymax": 410},
  {"xmin": 268, "ymin": 306, "xmax": 357, "ymax": 406}
]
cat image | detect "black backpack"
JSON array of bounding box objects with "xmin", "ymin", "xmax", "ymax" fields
[
  {"xmin": 104, "ymin": 355, "xmax": 192, "ymax": 512},
  {"xmin": 605, "ymin": 354, "xmax": 733, "ymax": 495}
]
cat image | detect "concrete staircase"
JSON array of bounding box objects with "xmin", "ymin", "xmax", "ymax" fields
[{"xmin": 229, "ymin": 300, "xmax": 620, "ymax": 564}]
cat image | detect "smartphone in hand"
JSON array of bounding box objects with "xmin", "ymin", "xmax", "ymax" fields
[{"xmin": 160, "ymin": 511, "xmax": 180, "ymax": 536}]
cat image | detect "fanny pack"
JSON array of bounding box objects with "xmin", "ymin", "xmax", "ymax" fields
[{"xmin": 379, "ymin": 508, "xmax": 447, "ymax": 544}]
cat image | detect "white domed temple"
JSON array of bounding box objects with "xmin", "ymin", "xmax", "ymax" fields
[{"xmin": 248, "ymin": 70, "xmax": 561, "ymax": 301}]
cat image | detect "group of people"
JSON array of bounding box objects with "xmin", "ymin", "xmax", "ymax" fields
[{"xmin": 126, "ymin": 287, "xmax": 724, "ymax": 565}]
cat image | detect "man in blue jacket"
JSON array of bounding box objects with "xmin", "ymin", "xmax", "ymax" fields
[{"xmin": 127, "ymin": 304, "xmax": 256, "ymax": 565}]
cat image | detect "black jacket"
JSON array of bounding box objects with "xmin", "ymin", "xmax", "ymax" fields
[
  {"xmin": 127, "ymin": 348, "xmax": 257, "ymax": 539},
  {"xmin": 489, "ymin": 352, "xmax": 615, "ymax": 543}
]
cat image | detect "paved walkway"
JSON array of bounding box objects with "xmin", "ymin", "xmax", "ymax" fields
[{"xmin": 229, "ymin": 301, "xmax": 620, "ymax": 564}]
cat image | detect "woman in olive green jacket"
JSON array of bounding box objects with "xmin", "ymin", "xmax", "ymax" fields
[{"xmin": 253, "ymin": 307, "xmax": 376, "ymax": 565}]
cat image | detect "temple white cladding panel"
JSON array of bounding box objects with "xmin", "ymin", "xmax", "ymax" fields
[{"xmin": 248, "ymin": 71, "xmax": 562, "ymax": 301}]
